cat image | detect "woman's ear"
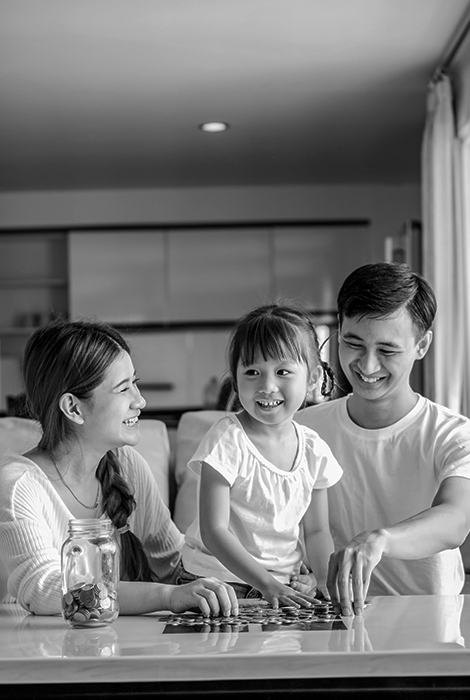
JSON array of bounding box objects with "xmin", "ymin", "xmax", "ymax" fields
[
  {"xmin": 58, "ymin": 393, "xmax": 85, "ymax": 425},
  {"xmin": 416, "ymin": 330, "xmax": 433, "ymax": 359}
]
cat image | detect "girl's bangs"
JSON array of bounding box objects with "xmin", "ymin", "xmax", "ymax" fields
[{"xmin": 238, "ymin": 321, "xmax": 304, "ymax": 367}]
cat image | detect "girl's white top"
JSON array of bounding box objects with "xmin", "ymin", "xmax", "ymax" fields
[{"xmin": 182, "ymin": 414, "xmax": 343, "ymax": 584}]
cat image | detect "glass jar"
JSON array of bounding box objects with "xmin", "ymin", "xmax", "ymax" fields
[{"xmin": 61, "ymin": 518, "xmax": 119, "ymax": 628}]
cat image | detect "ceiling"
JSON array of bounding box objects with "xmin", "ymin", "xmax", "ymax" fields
[{"xmin": 1, "ymin": 0, "xmax": 469, "ymax": 192}]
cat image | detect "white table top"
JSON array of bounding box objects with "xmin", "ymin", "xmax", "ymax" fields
[{"xmin": 1, "ymin": 595, "xmax": 470, "ymax": 685}]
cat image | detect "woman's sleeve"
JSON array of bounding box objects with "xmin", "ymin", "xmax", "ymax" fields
[{"xmin": 0, "ymin": 469, "xmax": 63, "ymax": 615}]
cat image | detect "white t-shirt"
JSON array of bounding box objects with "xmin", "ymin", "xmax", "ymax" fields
[
  {"xmin": 296, "ymin": 395, "xmax": 470, "ymax": 595},
  {"xmin": 0, "ymin": 446, "xmax": 184, "ymax": 614},
  {"xmin": 182, "ymin": 414, "xmax": 343, "ymax": 584}
]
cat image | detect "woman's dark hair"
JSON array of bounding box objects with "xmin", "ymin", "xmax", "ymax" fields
[
  {"xmin": 227, "ymin": 303, "xmax": 335, "ymax": 403},
  {"xmin": 337, "ymin": 263, "xmax": 437, "ymax": 338},
  {"xmin": 23, "ymin": 318, "xmax": 153, "ymax": 582}
]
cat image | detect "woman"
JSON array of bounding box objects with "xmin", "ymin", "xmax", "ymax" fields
[{"xmin": 0, "ymin": 318, "xmax": 237, "ymax": 617}]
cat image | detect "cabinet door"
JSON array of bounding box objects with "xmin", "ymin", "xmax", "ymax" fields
[
  {"xmin": 273, "ymin": 225, "xmax": 374, "ymax": 311},
  {"xmin": 69, "ymin": 231, "xmax": 167, "ymax": 323},
  {"xmin": 168, "ymin": 228, "xmax": 271, "ymax": 321},
  {"xmin": 123, "ymin": 329, "xmax": 230, "ymax": 409}
]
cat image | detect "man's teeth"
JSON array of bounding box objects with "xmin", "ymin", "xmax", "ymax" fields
[
  {"xmin": 257, "ymin": 400, "xmax": 282, "ymax": 407},
  {"xmin": 124, "ymin": 417, "xmax": 138, "ymax": 426},
  {"xmin": 359, "ymin": 374, "xmax": 381, "ymax": 383}
]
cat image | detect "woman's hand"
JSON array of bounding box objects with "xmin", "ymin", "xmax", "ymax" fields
[{"xmin": 166, "ymin": 578, "xmax": 239, "ymax": 617}]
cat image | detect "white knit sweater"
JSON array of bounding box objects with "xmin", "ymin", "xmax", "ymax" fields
[{"xmin": 0, "ymin": 445, "xmax": 184, "ymax": 614}]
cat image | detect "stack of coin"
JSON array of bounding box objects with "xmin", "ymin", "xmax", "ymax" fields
[{"xmin": 62, "ymin": 581, "xmax": 117, "ymax": 627}]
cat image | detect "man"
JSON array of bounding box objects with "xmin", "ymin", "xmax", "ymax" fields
[{"xmin": 296, "ymin": 262, "xmax": 470, "ymax": 615}]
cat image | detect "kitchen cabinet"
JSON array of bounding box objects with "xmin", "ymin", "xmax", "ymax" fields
[
  {"xmin": 0, "ymin": 232, "xmax": 68, "ymax": 411},
  {"xmin": 69, "ymin": 231, "xmax": 167, "ymax": 322}
]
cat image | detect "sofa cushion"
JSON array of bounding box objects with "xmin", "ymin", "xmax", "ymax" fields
[
  {"xmin": 0, "ymin": 417, "xmax": 42, "ymax": 458},
  {"xmin": 135, "ymin": 419, "xmax": 170, "ymax": 507},
  {"xmin": 0, "ymin": 417, "xmax": 171, "ymax": 508},
  {"xmin": 173, "ymin": 410, "xmax": 228, "ymax": 532}
]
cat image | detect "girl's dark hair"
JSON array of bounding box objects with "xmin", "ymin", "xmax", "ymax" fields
[
  {"xmin": 228, "ymin": 303, "xmax": 335, "ymax": 403},
  {"xmin": 337, "ymin": 263, "xmax": 437, "ymax": 338},
  {"xmin": 23, "ymin": 318, "xmax": 153, "ymax": 582}
]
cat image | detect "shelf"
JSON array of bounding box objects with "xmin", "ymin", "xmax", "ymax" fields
[
  {"xmin": 0, "ymin": 278, "xmax": 67, "ymax": 288},
  {"xmin": 0, "ymin": 327, "xmax": 39, "ymax": 336}
]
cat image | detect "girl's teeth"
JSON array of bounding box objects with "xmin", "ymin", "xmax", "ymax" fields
[
  {"xmin": 360, "ymin": 374, "xmax": 380, "ymax": 383},
  {"xmin": 124, "ymin": 417, "xmax": 138, "ymax": 426},
  {"xmin": 257, "ymin": 400, "xmax": 282, "ymax": 407}
]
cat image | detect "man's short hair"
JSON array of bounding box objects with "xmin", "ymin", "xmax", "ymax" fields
[{"xmin": 337, "ymin": 263, "xmax": 437, "ymax": 337}]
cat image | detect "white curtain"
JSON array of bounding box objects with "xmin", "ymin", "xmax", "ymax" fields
[{"xmin": 421, "ymin": 75, "xmax": 470, "ymax": 416}]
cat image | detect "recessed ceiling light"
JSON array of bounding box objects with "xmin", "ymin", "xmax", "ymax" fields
[{"xmin": 199, "ymin": 122, "xmax": 229, "ymax": 133}]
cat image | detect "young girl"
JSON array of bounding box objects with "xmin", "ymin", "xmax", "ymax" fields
[{"xmin": 181, "ymin": 303, "xmax": 343, "ymax": 608}]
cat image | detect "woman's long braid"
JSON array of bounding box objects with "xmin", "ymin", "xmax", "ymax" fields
[{"xmin": 96, "ymin": 451, "xmax": 154, "ymax": 582}]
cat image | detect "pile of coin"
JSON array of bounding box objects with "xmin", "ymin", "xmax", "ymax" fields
[
  {"xmin": 62, "ymin": 581, "xmax": 117, "ymax": 626},
  {"xmin": 160, "ymin": 601, "xmax": 339, "ymax": 630}
]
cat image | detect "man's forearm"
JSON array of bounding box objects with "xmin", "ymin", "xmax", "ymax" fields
[{"xmin": 376, "ymin": 503, "xmax": 468, "ymax": 560}]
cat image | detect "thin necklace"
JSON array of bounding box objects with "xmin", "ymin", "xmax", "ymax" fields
[{"xmin": 50, "ymin": 455, "xmax": 100, "ymax": 510}]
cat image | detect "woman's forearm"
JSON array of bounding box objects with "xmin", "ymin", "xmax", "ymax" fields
[{"xmin": 117, "ymin": 580, "xmax": 172, "ymax": 614}]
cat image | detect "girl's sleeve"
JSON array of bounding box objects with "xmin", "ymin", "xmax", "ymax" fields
[
  {"xmin": 120, "ymin": 447, "xmax": 184, "ymax": 583},
  {"xmin": 187, "ymin": 418, "xmax": 242, "ymax": 486},
  {"xmin": 0, "ymin": 469, "xmax": 63, "ymax": 615},
  {"xmin": 303, "ymin": 428, "xmax": 343, "ymax": 489}
]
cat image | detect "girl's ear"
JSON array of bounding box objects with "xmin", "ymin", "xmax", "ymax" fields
[
  {"xmin": 58, "ymin": 393, "xmax": 85, "ymax": 425},
  {"xmin": 308, "ymin": 364, "xmax": 323, "ymax": 389},
  {"xmin": 416, "ymin": 330, "xmax": 433, "ymax": 359}
]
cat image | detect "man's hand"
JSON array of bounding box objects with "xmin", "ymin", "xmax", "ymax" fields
[{"xmin": 327, "ymin": 530, "xmax": 387, "ymax": 615}]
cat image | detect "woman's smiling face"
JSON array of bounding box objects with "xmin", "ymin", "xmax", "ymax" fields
[{"xmin": 79, "ymin": 350, "xmax": 146, "ymax": 451}]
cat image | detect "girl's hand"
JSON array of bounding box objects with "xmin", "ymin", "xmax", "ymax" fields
[
  {"xmin": 260, "ymin": 578, "xmax": 317, "ymax": 609},
  {"xmin": 290, "ymin": 567, "xmax": 330, "ymax": 601},
  {"xmin": 290, "ymin": 572, "xmax": 318, "ymax": 596},
  {"xmin": 166, "ymin": 578, "xmax": 238, "ymax": 617}
]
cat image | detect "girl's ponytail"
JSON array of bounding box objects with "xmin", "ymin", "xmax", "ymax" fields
[{"xmin": 320, "ymin": 360, "xmax": 335, "ymax": 398}]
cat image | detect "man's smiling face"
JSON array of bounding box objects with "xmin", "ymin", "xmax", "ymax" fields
[{"xmin": 338, "ymin": 308, "xmax": 431, "ymax": 405}]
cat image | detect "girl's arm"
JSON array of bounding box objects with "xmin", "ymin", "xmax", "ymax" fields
[
  {"xmin": 301, "ymin": 488, "xmax": 335, "ymax": 599},
  {"xmin": 199, "ymin": 462, "xmax": 315, "ymax": 608}
]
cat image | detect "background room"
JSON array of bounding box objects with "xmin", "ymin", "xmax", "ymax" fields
[{"xmin": 0, "ymin": 0, "xmax": 469, "ymax": 425}]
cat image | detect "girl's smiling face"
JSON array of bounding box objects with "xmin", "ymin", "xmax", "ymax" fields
[
  {"xmin": 236, "ymin": 350, "xmax": 316, "ymax": 429},
  {"xmin": 78, "ymin": 350, "xmax": 146, "ymax": 452}
]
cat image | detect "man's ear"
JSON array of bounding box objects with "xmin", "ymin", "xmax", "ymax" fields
[
  {"xmin": 58, "ymin": 393, "xmax": 85, "ymax": 425},
  {"xmin": 417, "ymin": 330, "xmax": 433, "ymax": 359}
]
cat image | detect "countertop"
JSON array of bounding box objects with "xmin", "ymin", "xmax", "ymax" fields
[{"xmin": 1, "ymin": 594, "xmax": 470, "ymax": 689}]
